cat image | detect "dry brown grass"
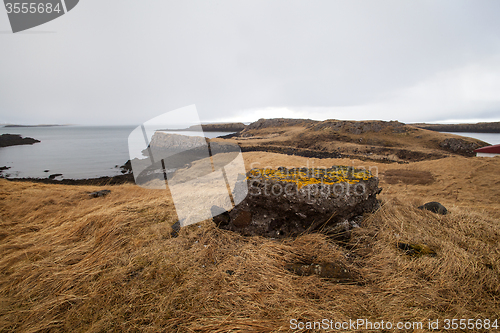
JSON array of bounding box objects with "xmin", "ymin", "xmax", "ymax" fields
[
  {"xmin": 382, "ymin": 170, "xmax": 435, "ymax": 185},
  {"xmin": 1, "ymin": 153, "xmax": 500, "ymax": 332}
]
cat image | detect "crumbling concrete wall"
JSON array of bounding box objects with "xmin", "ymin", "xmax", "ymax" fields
[{"xmin": 214, "ymin": 166, "xmax": 381, "ymax": 239}]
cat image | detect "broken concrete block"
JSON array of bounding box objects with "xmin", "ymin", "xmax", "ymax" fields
[{"xmin": 214, "ymin": 166, "xmax": 381, "ymax": 239}]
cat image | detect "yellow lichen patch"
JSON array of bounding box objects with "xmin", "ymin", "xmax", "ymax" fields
[{"xmin": 247, "ymin": 166, "xmax": 374, "ymax": 188}]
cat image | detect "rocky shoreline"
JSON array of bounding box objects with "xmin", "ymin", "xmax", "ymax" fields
[
  {"xmin": 1, "ymin": 173, "xmax": 135, "ymax": 186},
  {"xmin": 0, "ymin": 134, "xmax": 40, "ymax": 148},
  {"xmin": 0, "ymin": 160, "xmax": 134, "ymax": 186}
]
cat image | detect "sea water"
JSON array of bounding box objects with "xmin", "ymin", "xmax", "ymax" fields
[
  {"xmin": 0, "ymin": 126, "xmax": 234, "ymax": 179},
  {"xmin": 444, "ymin": 132, "xmax": 500, "ymax": 145}
]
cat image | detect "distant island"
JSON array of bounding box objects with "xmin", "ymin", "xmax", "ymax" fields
[
  {"xmin": 0, "ymin": 134, "xmax": 40, "ymax": 148},
  {"xmin": 413, "ymin": 121, "xmax": 500, "ymax": 133},
  {"xmin": 3, "ymin": 124, "xmax": 66, "ymax": 128},
  {"xmin": 161, "ymin": 122, "xmax": 247, "ymax": 132}
]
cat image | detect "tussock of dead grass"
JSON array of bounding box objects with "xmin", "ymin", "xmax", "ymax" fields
[{"xmin": 1, "ymin": 167, "xmax": 500, "ymax": 332}]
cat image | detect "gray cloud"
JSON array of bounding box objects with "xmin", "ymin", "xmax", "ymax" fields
[{"xmin": 1, "ymin": 0, "xmax": 500, "ymax": 125}]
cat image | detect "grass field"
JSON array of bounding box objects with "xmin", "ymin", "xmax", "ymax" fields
[{"xmin": 1, "ymin": 153, "xmax": 499, "ymax": 332}]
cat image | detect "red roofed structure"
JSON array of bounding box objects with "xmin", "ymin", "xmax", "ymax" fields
[{"xmin": 474, "ymin": 144, "xmax": 500, "ymax": 157}]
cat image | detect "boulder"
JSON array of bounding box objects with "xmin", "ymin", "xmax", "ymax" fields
[
  {"xmin": 214, "ymin": 166, "xmax": 381, "ymax": 239},
  {"xmin": 171, "ymin": 220, "xmax": 181, "ymax": 237},
  {"xmin": 88, "ymin": 190, "xmax": 111, "ymax": 198},
  {"xmin": 285, "ymin": 262, "xmax": 358, "ymax": 282},
  {"xmin": 398, "ymin": 242, "xmax": 437, "ymax": 257},
  {"xmin": 418, "ymin": 202, "xmax": 448, "ymax": 215}
]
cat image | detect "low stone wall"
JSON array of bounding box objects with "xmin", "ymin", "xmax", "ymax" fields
[{"xmin": 214, "ymin": 166, "xmax": 381, "ymax": 239}]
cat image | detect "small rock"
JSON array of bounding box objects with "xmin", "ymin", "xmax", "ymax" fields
[
  {"xmin": 321, "ymin": 217, "xmax": 362, "ymax": 240},
  {"xmin": 418, "ymin": 202, "xmax": 448, "ymax": 215},
  {"xmin": 171, "ymin": 220, "xmax": 181, "ymax": 237},
  {"xmin": 211, "ymin": 206, "xmax": 230, "ymax": 227},
  {"xmin": 48, "ymin": 173, "xmax": 63, "ymax": 179},
  {"xmin": 398, "ymin": 242, "xmax": 437, "ymax": 257},
  {"xmin": 88, "ymin": 190, "xmax": 111, "ymax": 198},
  {"xmin": 119, "ymin": 160, "xmax": 132, "ymax": 174},
  {"xmin": 43, "ymin": 170, "xmax": 49, "ymax": 172},
  {"xmin": 285, "ymin": 262, "xmax": 357, "ymax": 283}
]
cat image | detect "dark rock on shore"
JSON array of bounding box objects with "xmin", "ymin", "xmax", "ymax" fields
[
  {"xmin": 0, "ymin": 134, "xmax": 40, "ymax": 148},
  {"xmin": 119, "ymin": 160, "xmax": 132, "ymax": 174},
  {"xmin": 0, "ymin": 166, "xmax": 10, "ymax": 171},
  {"xmin": 217, "ymin": 132, "xmax": 241, "ymax": 139},
  {"xmin": 88, "ymin": 190, "xmax": 111, "ymax": 198},
  {"xmin": 1, "ymin": 159, "xmax": 135, "ymax": 186},
  {"xmin": 418, "ymin": 202, "xmax": 448, "ymax": 215},
  {"xmin": 2, "ymin": 173, "xmax": 135, "ymax": 186},
  {"xmin": 214, "ymin": 166, "xmax": 381, "ymax": 239}
]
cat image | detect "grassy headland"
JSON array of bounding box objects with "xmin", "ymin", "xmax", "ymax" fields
[{"xmin": 217, "ymin": 119, "xmax": 489, "ymax": 163}]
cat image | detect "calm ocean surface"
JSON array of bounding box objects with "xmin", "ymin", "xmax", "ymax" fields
[
  {"xmin": 444, "ymin": 132, "xmax": 500, "ymax": 145},
  {"xmin": 0, "ymin": 126, "xmax": 234, "ymax": 179}
]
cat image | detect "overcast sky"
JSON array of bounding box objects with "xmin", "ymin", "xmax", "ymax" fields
[{"xmin": 1, "ymin": 0, "xmax": 500, "ymax": 125}]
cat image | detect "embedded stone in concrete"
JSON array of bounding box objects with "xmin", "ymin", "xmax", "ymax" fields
[{"xmin": 214, "ymin": 166, "xmax": 381, "ymax": 239}]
